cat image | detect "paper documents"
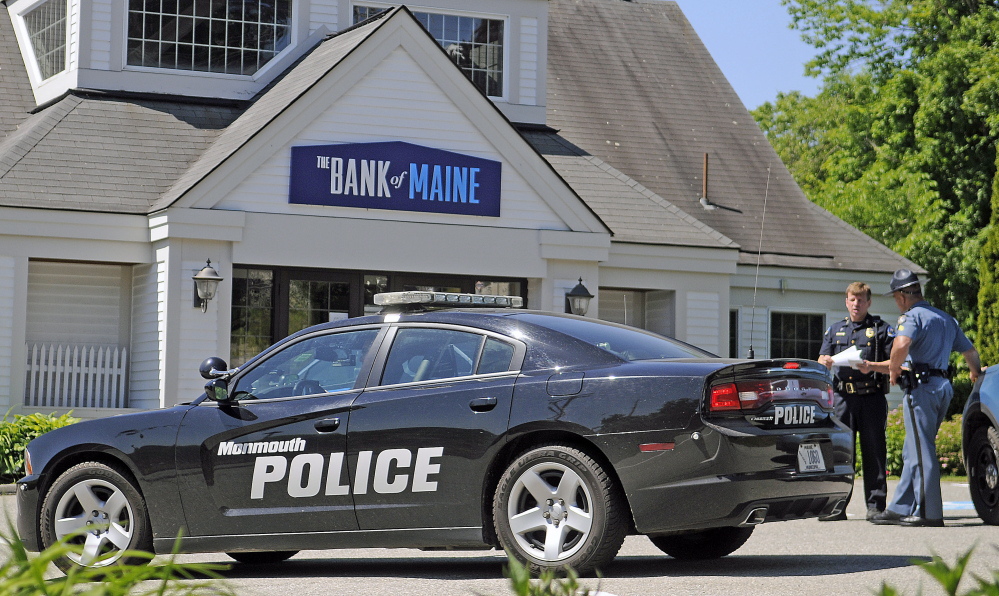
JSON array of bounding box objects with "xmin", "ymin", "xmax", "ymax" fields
[{"xmin": 830, "ymin": 345, "xmax": 863, "ymax": 369}]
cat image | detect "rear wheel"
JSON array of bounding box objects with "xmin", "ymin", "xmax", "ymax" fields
[
  {"xmin": 650, "ymin": 526, "xmax": 754, "ymax": 559},
  {"xmin": 968, "ymin": 425, "xmax": 999, "ymax": 525},
  {"xmin": 493, "ymin": 445, "xmax": 626, "ymax": 576},
  {"xmin": 227, "ymin": 551, "xmax": 299, "ymax": 564},
  {"xmin": 40, "ymin": 462, "xmax": 153, "ymax": 572}
]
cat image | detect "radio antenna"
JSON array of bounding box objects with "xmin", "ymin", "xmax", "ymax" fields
[{"xmin": 747, "ymin": 161, "xmax": 772, "ymax": 359}]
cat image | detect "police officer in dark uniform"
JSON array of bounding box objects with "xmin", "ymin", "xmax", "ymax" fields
[{"xmin": 817, "ymin": 282, "xmax": 894, "ymax": 521}]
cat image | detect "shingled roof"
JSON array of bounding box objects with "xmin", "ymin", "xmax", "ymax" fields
[
  {"xmin": 546, "ymin": 0, "xmax": 922, "ymax": 273},
  {"xmin": 0, "ymin": 9, "xmax": 35, "ymax": 140},
  {"xmin": 523, "ymin": 129, "xmax": 735, "ymax": 249}
]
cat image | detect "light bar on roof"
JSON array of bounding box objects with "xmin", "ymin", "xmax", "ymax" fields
[{"xmin": 373, "ymin": 291, "xmax": 523, "ymax": 308}]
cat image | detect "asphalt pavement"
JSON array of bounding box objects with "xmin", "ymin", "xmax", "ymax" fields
[{"xmin": 2, "ymin": 480, "xmax": 997, "ymax": 596}]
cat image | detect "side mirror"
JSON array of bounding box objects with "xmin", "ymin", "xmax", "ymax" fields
[
  {"xmin": 204, "ymin": 378, "xmax": 230, "ymax": 402},
  {"xmin": 200, "ymin": 356, "xmax": 229, "ymax": 379}
]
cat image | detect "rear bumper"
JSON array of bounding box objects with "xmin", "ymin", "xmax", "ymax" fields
[{"xmin": 600, "ymin": 425, "xmax": 854, "ymax": 534}]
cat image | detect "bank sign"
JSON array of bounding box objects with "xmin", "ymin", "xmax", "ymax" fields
[{"xmin": 289, "ymin": 141, "xmax": 501, "ymax": 217}]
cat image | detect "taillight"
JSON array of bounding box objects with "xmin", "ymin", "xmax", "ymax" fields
[
  {"xmin": 24, "ymin": 449, "xmax": 32, "ymax": 475},
  {"xmin": 709, "ymin": 383, "xmax": 741, "ymax": 410},
  {"xmin": 709, "ymin": 378, "xmax": 833, "ymax": 412}
]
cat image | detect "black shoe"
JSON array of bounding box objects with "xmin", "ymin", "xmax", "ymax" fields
[
  {"xmin": 869, "ymin": 509, "xmax": 905, "ymax": 525},
  {"xmin": 866, "ymin": 508, "xmax": 884, "ymax": 521},
  {"xmin": 818, "ymin": 510, "xmax": 847, "ymax": 522},
  {"xmin": 900, "ymin": 516, "xmax": 944, "ymax": 527}
]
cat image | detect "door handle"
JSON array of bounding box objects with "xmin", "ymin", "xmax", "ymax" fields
[
  {"xmin": 469, "ymin": 396, "xmax": 498, "ymax": 412},
  {"xmin": 314, "ymin": 417, "xmax": 341, "ymax": 432}
]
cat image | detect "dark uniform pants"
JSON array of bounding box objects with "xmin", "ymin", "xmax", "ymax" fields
[{"xmin": 834, "ymin": 391, "xmax": 888, "ymax": 511}]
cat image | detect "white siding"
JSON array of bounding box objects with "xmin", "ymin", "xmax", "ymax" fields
[
  {"xmin": 646, "ymin": 290, "xmax": 675, "ymax": 338},
  {"xmin": 216, "ymin": 47, "xmax": 567, "ymax": 231},
  {"xmin": 518, "ymin": 17, "xmax": 538, "ymax": 106},
  {"xmin": 128, "ymin": 263, "xmax": 161, "ymax": 409},
  {"xmin": 737, "ymin": 305, "xmax": 770, "ymax": 360},
  {"xmin": 685, "ymin": 291, "xmax": 720, "ymax": 354},
  {"xmin": 0, "ymin": 257, "xmax": 16, "ymax": 405},
  {"xmin": 177, "ymin": 258, "xmax": 220, "ymax": 403},
  {"xmin": 68, "ymin": 0, "xmax": 80, "ymax": 72},
  {"xmin": 89, "ymin": 0, "xmax": 113, "ymax": 70},
  {"xmin": 310, "ymin": 0, "xmax": 339, "ymax": 33},
  {"xmin": 26, "ymin": 262, "xmax": 128, "ymax": 346},
  {"xmin": 156, "ymin": 249, "xmax": 168, "ymax": 405}
]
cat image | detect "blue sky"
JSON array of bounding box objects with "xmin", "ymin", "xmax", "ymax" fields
[{"xmin": 672, "ymin": 1, "xmax": 823, "ymax": 109}]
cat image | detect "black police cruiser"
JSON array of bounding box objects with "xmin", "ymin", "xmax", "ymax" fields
[
  {"xmin": 964, "ymin": 366, "xmax": 999, "ymax": 524},
  {"xmin": 16, "ymin": 291, "xmax": 853, "ymax": 574}
]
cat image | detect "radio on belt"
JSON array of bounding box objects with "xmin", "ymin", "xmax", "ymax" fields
[{"xmin": 373, "ymin": 291, "xmax": 523, "ymax": 308}]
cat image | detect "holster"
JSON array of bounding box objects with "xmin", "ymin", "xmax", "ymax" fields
[{"xmin": 898, "ymin": 367, "xmax": 917, "ymax": 393}]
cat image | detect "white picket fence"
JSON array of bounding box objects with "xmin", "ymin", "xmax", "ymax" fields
[{"xmin": 24, "ymin": 343, "xmax": 128, "ymax": 408}]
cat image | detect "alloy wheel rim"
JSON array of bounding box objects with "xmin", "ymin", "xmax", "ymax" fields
[
  {"xmin": 53, "ymin": 478, "xmax": 135, "ymax": 567},
  {"xmin": 507, "ymin": 462, "xmax": 594, "ymax": 562}
]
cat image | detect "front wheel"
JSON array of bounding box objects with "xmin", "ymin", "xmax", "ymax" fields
[
  {"xmin": 968, "ymin": 425, "xmax": 999, "ymax": 525},
  {"xmin": 40, "ymin": 462, "xmax": 153, "ymax": 572},
  {"xmin": 650, "ymin": 526, "xmax": 754, "ymax": 559},
  {"xmin": 492, "ymin": 445, "xmax": 627, "ymax": 576}
]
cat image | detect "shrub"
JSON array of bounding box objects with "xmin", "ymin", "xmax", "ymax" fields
[
  {"xmin": 877, "ymin": 545, "xmax": 999, "ymax": 596},
  {"xmin": 0, "ymin": 523, "xmax": 235, "ymax": 595},
  {"xmin": 872, "ymin": 407, "xmax": 964, "ymax": 477},
  {"xmin": 0, "ymin": 411, "xmax": 78, "ymax": 482},
  {"xmin": 504, "ymin": 554, "xmax": 600, "ymax": 596}
]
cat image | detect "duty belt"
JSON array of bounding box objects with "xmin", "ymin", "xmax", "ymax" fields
[{"xmin": 836, "ymin": 378, "xmax": 882, "ymax": 396}]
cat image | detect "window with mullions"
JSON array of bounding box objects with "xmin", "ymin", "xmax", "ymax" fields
[
  {"xmin": 770, "ymin": 312, "xmax": 824, "ymax": 360},
  {"xmin": 231, "ymin": 268, "xmax": 274, "ymax": 366},
  {"xmin": 24, "ymin": 0, "xmax": 67, "ymax": 80},
  {"xmin": 126, "ymin": 0, "xmax": 291, "ymax": 75},
  {"xmin": 354, "ymin": 6, "xmax": 504, "ymax": 97}
]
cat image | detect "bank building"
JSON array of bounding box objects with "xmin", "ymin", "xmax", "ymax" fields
[{"xmin": 0, "ymin": 0, "xmax": 919, "ymax": 416}]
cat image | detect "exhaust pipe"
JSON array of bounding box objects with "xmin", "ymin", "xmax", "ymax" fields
[
  {"xmin": 740, "ymin": 507, "xmax": 768, "ymax": 526},
  {"xmin": 826, "ymin": 499, "xmax": 848, "ymax": 517}
]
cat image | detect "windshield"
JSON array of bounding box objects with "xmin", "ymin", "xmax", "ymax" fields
[{"xmin": 512, "ymin": 314, "xmax": 714, "ymax": 360}]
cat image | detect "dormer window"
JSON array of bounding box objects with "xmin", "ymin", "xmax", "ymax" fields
[
  {"xmin": 23, "ymin": 0, "xmax": 67, "ymax": 81},
  {"xmin": 354, "ymin": 5, "xmax": 505, "ymax": 98},
  {"xmin": 126, "ymin": 0, "xmax": 292, "ymax": 75}
]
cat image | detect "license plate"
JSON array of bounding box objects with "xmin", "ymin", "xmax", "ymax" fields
[{"xmin": 797, "ymin": 443, "xmax": 825, "ymax": 472}]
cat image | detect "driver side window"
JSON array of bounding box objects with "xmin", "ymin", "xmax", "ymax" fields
[{"xmin": 231, "ymin": 329, "xmax": 379, "ymax": 399}]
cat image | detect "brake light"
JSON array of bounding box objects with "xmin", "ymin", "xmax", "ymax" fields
[
  {"xmin": 783, "ymin": 362, "xmax": 801, "ymax": 369},
  {"xmin": 709, "ymin": 383, "xmax": 741, "ymax": 411},
  {"xmin": 709, "ymin": 378, "xmax": 833, "ymax": 412}
]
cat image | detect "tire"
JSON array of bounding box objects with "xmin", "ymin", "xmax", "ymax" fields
[
  {"xmin": 492, "ymin": 445, "xmax": 627, "ymax": 576},
  {"xmin": 227, "ymin": 551, "xmax": 299, "ymax": 564},
  {"xmin": 40, "ymin": 461, "xmax": 153, "ymax": 572},
  {"xmin": 968, "ymin": 425, "xmax": 999, "ymax": 525},
  {"xmin": 649, "ymin": 526, "xmax": 754, "ymax": 559}
]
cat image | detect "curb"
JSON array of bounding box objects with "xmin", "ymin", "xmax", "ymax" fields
[{"xmin": 0, "ymin": 484, "xmax": 16, "ymax": 495}]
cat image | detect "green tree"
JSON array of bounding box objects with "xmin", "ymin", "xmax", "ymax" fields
[
  {"xmin": 755, "ymin": 1, "xmax": 999, "ymax": 342},
  {"xmin": 978, "ymin": 154, "xmax": 999, "ymax": 365}
]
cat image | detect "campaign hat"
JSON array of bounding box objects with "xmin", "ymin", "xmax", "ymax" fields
[{"xmin": 885, "ymin": 269, "xmax": 920, "ymax": 295}]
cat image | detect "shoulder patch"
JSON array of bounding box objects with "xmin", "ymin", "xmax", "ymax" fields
[
  {"xmin": 897, "ymin": 315, "xmax": 906, "ymax": 325},
  {"xmin": 887, "ymin": 326, "xmax": 896, "ymax": 338}
]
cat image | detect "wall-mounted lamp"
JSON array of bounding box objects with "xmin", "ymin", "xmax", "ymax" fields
[
  {"xmin": 192, "ymin": 259, "xmax": 223, "ymax": 313},
  {"xmin": 565, "ymin": 277, "xmax": 594, "ymax": 316}
]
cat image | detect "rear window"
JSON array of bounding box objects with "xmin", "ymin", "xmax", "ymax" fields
[{"xmin": 512, "ymin": 314, "xmax": 713, "ymax": 360}]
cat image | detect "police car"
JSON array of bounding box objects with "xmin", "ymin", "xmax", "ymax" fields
[
  {"xmin": 16, "ymin": 291, "xmax": 853, "ymax": 574},
  {"xmin": 963, "ymin": 366, "xmax": 999, "ymax": 524}
]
